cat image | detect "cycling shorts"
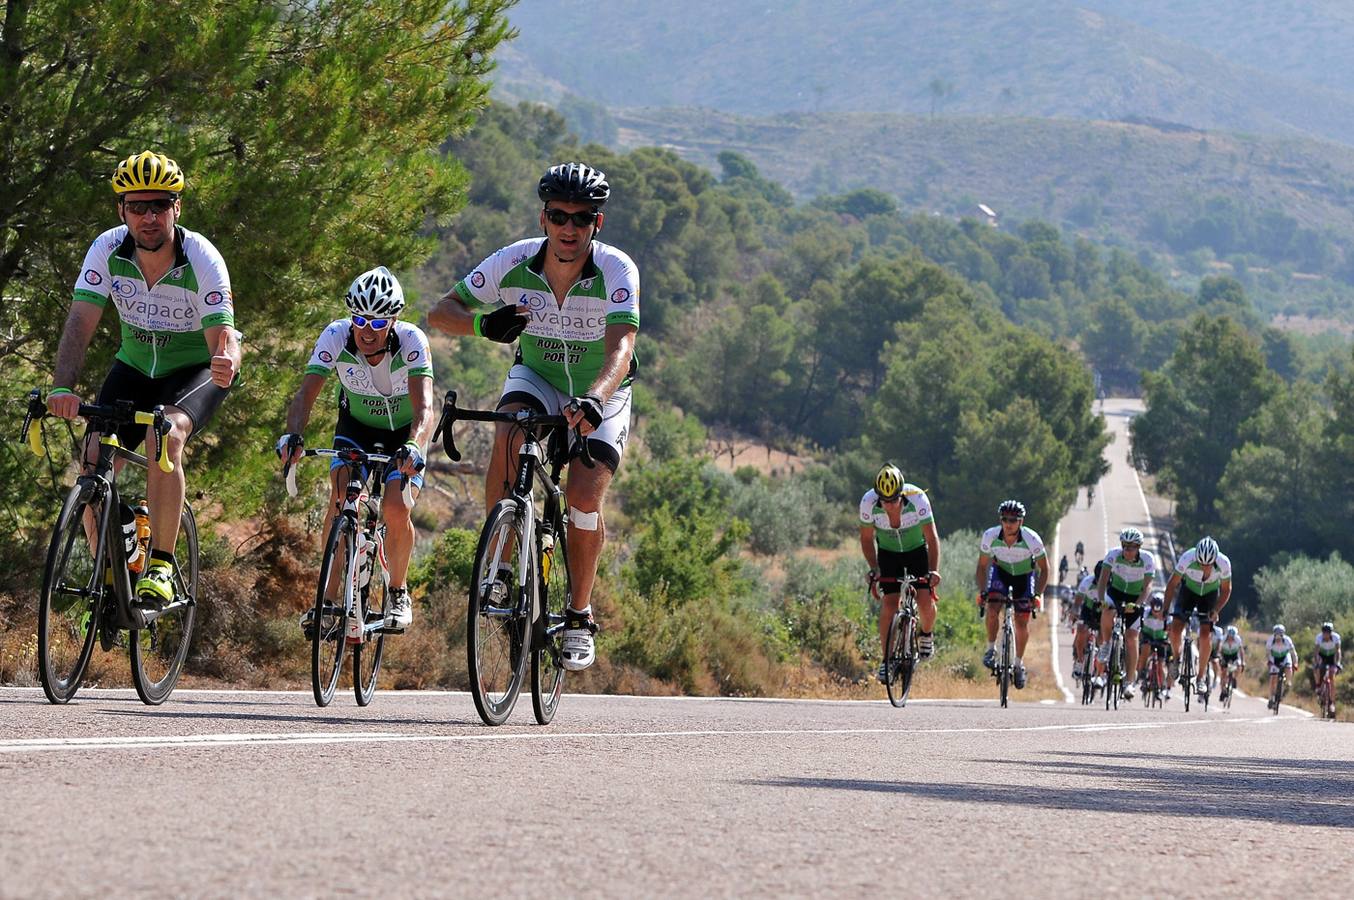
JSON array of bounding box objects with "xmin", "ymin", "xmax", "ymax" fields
[
  {"xmin": 332, "ymin": 410, "xmax": 423, "ymax": 490},
  {"xmin": 1079, "ymin": 604, "xmax": 1101, "ymax": 631},
  {"xmin": 498, "ymin": 363, "xmax": 630, "ymax": 473},
  {"xmin": 878, "ymin": 546, "xmax": 930, "ymax": 596},
  {"xmin": 96, "ymin": 359, "xmax": 231, "ymax": 450},
  {"xmin": 1268, "ymin": 655, "xmax": 1294, "ymax": 674},
  {"xmin": 1139, "ymin": 637, "xmax": 1172, "ymax": 661},
  {"xmin": 986, "ymin": 565, "xmax": 1036, "ymax": 612},
  {"xmin": 1171, "ymin": 584, "xmax": 1217, "ymax": 622},
  {"xmin": 1317, "ymin": 655, "xmax": 1342, "ymax": 674}
]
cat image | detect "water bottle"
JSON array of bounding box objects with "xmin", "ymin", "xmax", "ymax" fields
[
  {"xmin": 540, "ymin": 531, "xmax": 555, "ymax": 580},
  {"xmin": 356, "ymin": 528, "xmax": 373, "ymax": 590},
  {"xmin": 119, "ymin": 503, "xmax": 137, "ymax": 558},
  {"xmin": 128, "ymin": 503, "xmax": 151, "ymax": 574}
]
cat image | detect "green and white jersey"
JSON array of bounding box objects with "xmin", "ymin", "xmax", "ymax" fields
[
  {"xmin": 73, "ymin": 225, "xmax": 233, "ymax": 377},
  {"xmin": 1076, "ymin": 572, "xmax": 1100, "ymax": 610},
  {"xmin": 1219, "ymin": 634, "xmax": 1245, "ymax": 658},
  {"xmin": 1173, "ymin": 548, "xmax": 1232, "ymax": 594},
  {"xmin": 1266, "ymin": 634, "xmax": 1296, "ymax": 661},
  {"xmin": 859, "ymin": 486, "xmax": 933, "ymax": 553},
  {"xmin": 305, "ymin": 320, "xmax": 433, "ymax": 430},
  {"xmin": 453, "ymin": 238, "xmax": 640, "ymax": 395},
  {"xmin": 979, "ymin": 525, "xmax": 1046, "ymax": 575},
  {"xmin": 1102, "ymin": 547, "xmax": 1158, "ymax": 596},
  {"xmin": 1140, "ymin": 609, "xmax": 1168, "ymax": 641},
  {"xmin": 1316, "ymin": 631, "xmax": 1341, "ymax": 658}
]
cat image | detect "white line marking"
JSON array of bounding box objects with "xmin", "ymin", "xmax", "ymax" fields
[
  {"xmin": 0, "ymin": 717, "xmax": 1284, "ymax": 755},
  {"xmin": 1050, "ymin": 522, "xmax": 1075, "ymax": 704}
]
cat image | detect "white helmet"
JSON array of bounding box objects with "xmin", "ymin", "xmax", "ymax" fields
[
  {"xmin": 1195, "ymin": 536, "xmax": 1219, "ymax": 565},
  {"xmin": 1272, "ymin": 624, "xmax": 1286, "ymax": 635},
  {"xmin": 1118, "ymin": 527, "xmax": 1143, "ymax": 546},
  {"xmin": 1225, "ymin": 625, "xmax": 1239, "ymax": 638},
  {"xmin": 345, "ymin": 266, "xmax": 405, "ymax": 318}
]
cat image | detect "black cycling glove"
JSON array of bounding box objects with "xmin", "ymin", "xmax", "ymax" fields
[
  {"xmin": 474, "ymin": 304, "xmax": 528, "ymax": 343},
  {"xmin": 571, "ymin": 394, "xmax": 605, "ymax": 429}
]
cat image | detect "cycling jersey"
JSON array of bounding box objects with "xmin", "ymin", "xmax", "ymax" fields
[
  {"xmin": 979, "ymin": 526, "xmax": 1046, "ymax": 575},
  {"xmin": 1266, "ymin": 634, "xmax": 1296, "ymax": 662},
  {"xmin": 73, "ymin": 225, "xmax": 233, "ymax": 377},
  {"xmin": 1076, "ymin": 572, "xmax": 1100, "ymax": 610},
  {"xmin": 1218, "ymin": 635, "xmax": 1245, "ymax": 658},
  {"xmin": 1139, "ymin": 609, "xmax": 1168, "ymax": 642},
  {"xmin": 305, "ymin": 320, "xmax": 433, "ymax": 430},
  {"xmin": 859, "ymin": 486, "xmax": 933, "ymax": 553},
  {"xmin": 1173, "ymin": 548, "xmax": 1232, "ymax": 594},
  {"xmin": 1101, "ymin": 547, "xmax": 1157, "ymax": 598},
  {"xmin": 1316, "ymin": 631, "xmax": 1342, "ymax": 659},
  {"xmin": 453, "ymin": 237, "xmax": 640, "ymax": 396}
]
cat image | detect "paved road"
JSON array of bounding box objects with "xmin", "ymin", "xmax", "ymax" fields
[
  {"xmin": 1, "ymin": 686, "xmax": 1349, "ymax": 898},
  {"xmin": 4, "ymin": 398, "xmax": 1351, "ymax": 897}
]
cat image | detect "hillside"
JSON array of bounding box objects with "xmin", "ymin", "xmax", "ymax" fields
[{"xmin": 496, "ymin": 0, "xmax": 1354, "ymax": 147}]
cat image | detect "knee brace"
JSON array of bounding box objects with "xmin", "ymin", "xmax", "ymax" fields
[{"xmin": 569, "ymin": 506, "xmax": 599, "ymax": 531}]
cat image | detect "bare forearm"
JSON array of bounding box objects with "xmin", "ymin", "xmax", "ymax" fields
[
  {"xmin": 427, "ymin": 293, "xmax": 476, "ymax": 336},
  {"xmin": 52, "ymin": 305, "xmax": 102, "ymax": 388},
  {"xmin": 588, "ymin": 328, "xmax": 636, "ymax": 400}
]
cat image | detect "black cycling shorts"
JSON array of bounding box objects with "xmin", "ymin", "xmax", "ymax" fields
[
  {"xmin": 1171, "ymin": 584, "xmax": 1218, "ymax": 622},
  {"xmin": 877, "ymin": 546, "xmax": 930, "ymax": 596},
  {"xmin": 332, "ymin": 410, "xmax": 422, "ymax": 489},
  {"xmin": 1079, "ymin": 603, "xmax": 1101, "ymax": 631},
  {"xmin": 96, "ymin": 359, "xmax": 230, "ymax": 450}
]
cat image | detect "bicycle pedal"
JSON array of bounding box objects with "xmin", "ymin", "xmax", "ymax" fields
[{"xmin": 377, "ymin": 625, "xmax": 405, "ymax": 635}]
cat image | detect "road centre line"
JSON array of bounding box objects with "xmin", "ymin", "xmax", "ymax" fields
[{"xmin": 0, "ymin": 716, "xmax": 1283, "ymax": 755}]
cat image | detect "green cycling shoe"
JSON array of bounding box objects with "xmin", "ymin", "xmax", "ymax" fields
[{"xmin": 134, "ymin": 562, "xmax": 175, "ymax": 609}]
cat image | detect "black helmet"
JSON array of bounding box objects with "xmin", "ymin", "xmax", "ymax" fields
[
  {"xmin": 538, "ymin": 163, "xmax": 610, "ymax": 207},
  {"xmin": 997, "ymin": 499, "xmax": 1026, "ymax": 518}
]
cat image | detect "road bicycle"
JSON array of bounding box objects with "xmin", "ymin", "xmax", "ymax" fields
[
  {"xmin": 985, "ymin": 586, "xmax": 1028, "ymax": 709},
  {"xmin": 1079, "ymin": 632, "xmax": 1100, "ymax": 705},
  {"xmin": 1220, "ymin": 660, "xmax": 1240, "ymax": 710},
  {"xmin": 878, "ymin": 572, "xmax": 921, "ymax": 708},
  {"xmin": 1269, "ymin": 661, "xmax": 1289, "ymax": 715},
  {"xmin": 1198, "ymin": 653, "xmax": 1216, "ymax": 712},
  {"xmin": 1179, "ymin": 612, "xmax": 1200, "ymax": 712},
  {"xmin": 433, "ymin": 390, "xmax": 591, "ymax": 726},
  {"xmin": 1103, "ymin": 611, "xmax": 1125, "ymax": 710},
  {"xmin": 1314, "ymin": 661, "xmax": 1339, "ymax": 719},
  {"xmin": 283, "ymin": 443, "xmax": 414, "ymax": 707},
  {"xmin": 22, "ymin": 390, "xmax": 198, "ymax": 705},
  {"xmin": 1141, "ymin": 639, "xmax": 1168, "ymax": 709}
]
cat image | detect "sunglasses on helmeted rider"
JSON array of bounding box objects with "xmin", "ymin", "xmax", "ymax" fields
[
  {"xmin": 543, "ymin": 208, "xmax": 599, "ymax": 228},
  {"xmin": 122, "ymin": 198, "xmax": 177, "ymax": 215},
  {"xmin": 351, "ymin": 315, "xmax": 391, "ymax": 330},
  {"xmin": 1000, "ymin": 516, "xmax": 1022, "ymax": 523}
]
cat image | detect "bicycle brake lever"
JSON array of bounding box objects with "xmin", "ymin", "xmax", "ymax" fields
[
  {"xmin": 23, "ymin": 388, "xmax": 46, "ymax": 457},
  {"xmin": 574, "ymin": 427, "xmax": 595, "ymax": 469}
]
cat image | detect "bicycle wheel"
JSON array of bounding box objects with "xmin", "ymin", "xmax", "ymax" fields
[
  {"xmin": 531, "ymin": 523, "xmax": 568, "ymax": 725},
  {"xmin": 886, "ymin": 612, "xmax": 915, "ymax": 708},
  {"xmin": 468, "ymin": 500, "xmax": 531, "ymax": 726},
  {"xmin": 37, "ymin": 483, "xmax": 106, "ymax": 704},
  {"xmin": 1271, "ymin": 672, "xmax": 1284, "ymax": 715},
  {"xmin": 1105, "ymin": 634, "xmax": 1119, "ymax": 711},
  {"xmin": 1181, "ymin": 643, "xmax": 1193, "ymax": 712},
  {"xmin": 311, "ymin": 516, "xmax": 353, "ymax": 707},
  {"xmin": 130, "ymin": 503, "xmax": 199, "ymax": 705},
  {"xmin": 1222, "ymin": 674, "xmax": 1234, "ymax": 710},
  {"xmin": 353, "ymin": 534, "xmax": 387, "ymax": 707},
  {"xmin": 998, "ymin": 624, "xmax": 1012, "ymax": 708}
]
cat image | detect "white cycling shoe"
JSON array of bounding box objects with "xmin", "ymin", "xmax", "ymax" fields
[
  {"xmin": 561, "ymin": 609, "xmax": 598, "ymax": 671},
  {"xmin": 1122, "ymin": 682, "xmax": 1137, "ymax": 699}
]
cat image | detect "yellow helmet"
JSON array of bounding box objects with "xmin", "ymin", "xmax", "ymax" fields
[
  {"xmin": 112, "ymin": 151, "xmax": 185, "ymax": 195},
  {"xmin": 874, "ymin": 463, "xmax": 903, "ymax": 501}
]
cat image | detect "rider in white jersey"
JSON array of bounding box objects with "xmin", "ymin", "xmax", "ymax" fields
[
  {"xmin": 1164, "ymin": 536, "xmax": 1232, "ymax": 694},
  {"xmin": 1094, "ymin": 527, "xmax": 1157, "ymax": 698},
  {"xmin": 1216, "ymin": 625, "xmax": 1245, "ymax": 702},
  {"xmin": 278, "ymin": 267, "xmax": 432, "ymax": 629},
  {"xmin": 976, "ymin": 500, "xmax": 1049, "ymax": 690},
  {"xmin": 1314, "ymin": 622, "xmax": 1342, "ymax": 715},
  {"xmin": 1072, "ymin": 562, "xmax": 1104, "ymax": 679},
  {"xmin": 428, "ymin": 163, "xmax": 637, "ymax": 670},
  {"xmin": 1265, "ymin": 625, "xmax": 1297, "ymax": 709}
]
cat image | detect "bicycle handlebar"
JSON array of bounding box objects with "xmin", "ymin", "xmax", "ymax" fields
[
  {"xmin": 21, "ymin": 389, "xmax": 174, "ymax": 472},
  {"xmin": 432, "ymin": 389, "xmax": 595, "ymax": 469},
  {"xmin": 281, "ymin": 445, "xmax": 417, "ymax": 506}
]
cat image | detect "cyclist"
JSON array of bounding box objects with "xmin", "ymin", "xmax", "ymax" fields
[
  {"xmin": 277, "ymin": 267, "xmax": 432, "ymax": 630},
  {"xmin": 1265, "ymin": 624, "xmax": 1296, "ymax": 710},
  {"xmin": 1072, "ymin": 561, "xmax": 1104, "ymax": 680},
  {"xmin": 1086, "ymin": 485, "xmax": 1095, "ymax": 507},
  {"xmin": 860, "ymin": 464, "xmax": 941, "ymax": 683},
  {"xmin": 1093, "ymin": 526, "xmax": 1157, "ymax": 699},
  {"xmin": 1217, "ymin": 625, "xmax": 1245, "ymax": 703},
  {"xmin": 1058, "ymin": 554, "xmax": 1069, "ymax": 585},
  {"xmin": 1164, "ymin": 536, "xmax": 1232, "ymax": 695},
  {"xmin": 428, "ymin": 163, "xmax": 637, "ymax": 671},
  {"xmin": 976, "ymin": 500, "xmax": 1049, "ymax": 690},
  {"xmin": 1074, "ymin": 540, "xmax": 1085, "ymax": 567},
  {"xmin": 1314, "ymin": 622, "xmax": 1342, "ymax": 716},
  {"xmin": 48, "ymin": 150, "xmax": 240, "ymax": 608},
  {"xmin": 1137, "ymin": 592, "xmax": 1172, "ymax": 700},
  {"xmin": 1207, "ymin": 623, "xmax": 1225, "ymax": 690}
]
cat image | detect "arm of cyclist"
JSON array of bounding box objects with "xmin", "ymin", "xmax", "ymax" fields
[
  {"xmin": 1161, "ymin": 571, "xmax": 1182, "ymax": 610},
  {"xmin": 396, "ymin": 374, "xmax": 435, "ymax": 478},
  {"xmin": 860, "ymin": 526, "xmax": 880, "ymax": 594},
  {"xmin": 48, "ymin": 301, "xmax": 104, "ymax": 419},
  {"xmin": 921, "ymin": 520, "xmax": 941, "ymax": 588},
  {"xmin": 426, "ymin": 289, "xmax": 528, "ymax": 342},
  {"xmin": 565, "ymin": 322, "xmax": 637, "ymax": 436},
  {"xmin": 974, "ymin": 551, "xmax": 991, "ymax": 602},
  {"xmin": 277, "ymin": 372, "xmax": 327, "ymax": 468},
  {"xmin": 1214, "ymin": 577, "xmax": 1233, "ymax": 616},
  {"xmin": 1096, "ymin": 564, "xmax": 1112, "ymax": 608},
  {"xmin": 205, "ymin": 323, "xmax": 242, "ymax": 388},
  {"xmin": 1034, "ymin": 554, "xmax": 1051, "ymax": 605}
]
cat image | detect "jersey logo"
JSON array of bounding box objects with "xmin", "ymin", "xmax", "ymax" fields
[
  {"xmin": 610, "ymin": 287, "xmax": 630, "ymax": 304},
  {"xmin": 522, "ymin": 292, "xmax": 549, "ymax": 311},
  {"xmin": 578, "ymin": 278, "xmax": 595, "ymax": 290},
  {"xmin": 616, "ymin": 425, "xmax": 628, "ymax": 448},
  {"xmin": 470, "ymin": 271, "xmax": 486, "ymax": 288},
  {"xmin": 84, "ymin": 269, "xmax": 103, "ymax": 286},
  {"xmin": 204, "ymin": 291, "xmax": 225, "ymax": 306},
  {"xmin": 406, "ymin": 350, "xmax": 420, "ymax": 363},
  {"xmin": 111, "ymin": 279, "xmax": 136, "ymax": 298},
  {"xmin": 318, "ymin": 351, "xmax": 333, "ymax": 363}
]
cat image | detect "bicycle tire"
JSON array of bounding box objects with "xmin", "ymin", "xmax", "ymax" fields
[
  {"xmin": 1222, "ymin": 673, "xmax": 1234, "ymax": 710},
  {"xmin": 353, "ymin": 531, "xmax": 387, "ymax": 707},
  {"xmin": 37, "ymin": 483, "xmax": 105, "ymax": 704},
  {"xmin": 468, "ymin": 500, "xmax": 530, "ymax": 726},
  {"xmin": 1271, "ymin": 671, "xmax": 1284, "ymax": 715},
  {"xmin": 886, "ymin": 610, "xmax": 915, "ymax": 708},
  {"xmin": 129, "ymin": 503, "xmax": 199, "ymax": 705},
  {"xmin": 311, "ymin": 516, "xmax": 352, "ymax": 707},
  {"xmin": 1105, "ymin": 632, "xmax": 1119, "ymax": 711},
  {"xmin": 531, "ymin": 520, "xmax": 568, "ymax": 725},
  {"xmin": 998, "ymin": 622, "xmax": 1012, "ymax": 708},
  {"xmin": 1182, "ymin": 641, "xmax": 1193, "ymax": 712}
]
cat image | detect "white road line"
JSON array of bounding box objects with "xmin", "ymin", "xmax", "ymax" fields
[
  {"xmin": 1049, "ymin": 522, "xmax": 1075, "ymax": 704},
  {"xmin": 0, "ymin": 716, "xmax": 1284, "ymax": 755}
]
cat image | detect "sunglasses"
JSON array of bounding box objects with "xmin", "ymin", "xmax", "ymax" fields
[
  {"xmin": 123, "ymin": 198, "xmax": 176, "ymax": 216},
  {"xmin": 351, "ymin": 315, "xmax": 391, "ymax": 330},
  {"xmin": 1000, "ymin": 516, "xmax": 1022, "ymax": 523},
  {"xmin": 544, "ymin": 208, "xmax": 598, "ymax": 228}
]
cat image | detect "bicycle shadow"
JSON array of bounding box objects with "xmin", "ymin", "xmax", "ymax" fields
[
  {"xmin": 744, "ymin": 751, "xmax": 1354, "ymax": 829},
  {"xmin": 101, "ymin": 704, "xmax": 479, "ymax": 729}
]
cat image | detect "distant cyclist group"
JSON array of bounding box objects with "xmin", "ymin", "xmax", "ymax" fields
[{"xmin": 25, "ymin": 150, "xmax": 1343, "ymax": 720}]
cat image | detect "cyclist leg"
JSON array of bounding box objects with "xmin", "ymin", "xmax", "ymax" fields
[
  {"xmin": 487, "ymin": 365, "xmax": 553, "ymax": 513},
  {"xmin": 981, "ymin": 565, "xmax": 1006, "ymax": 667}
]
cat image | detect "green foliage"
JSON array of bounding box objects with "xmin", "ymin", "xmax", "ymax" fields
[
  {"xmin": 730, "ymin": 474, "xmax": 829, "ymax": 557},
  {"xmin": 410, "ymin": 528, "xmax": 479, "ymax": 593},
  {"xmin": 1254, "ymin": 553, "xmax": 1354, "ymax": 627},
  {"xmin": 776, "ymin": 555, "xmax": 873, "ymax": 680},
  {"xmin": 934, "ymin": 529, "xmax": 988, "ymax": 651}
]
